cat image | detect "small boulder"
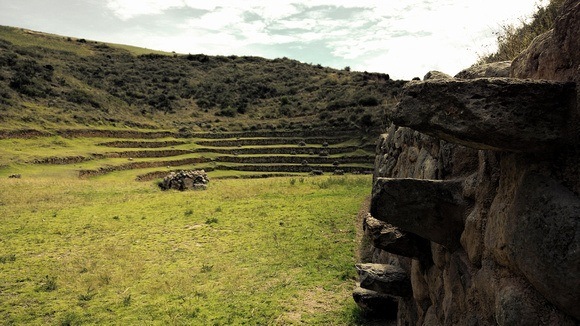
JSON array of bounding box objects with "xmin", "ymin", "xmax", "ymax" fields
[
  {"xmin": 454, "ymin": 61, "xmax": 511, "ymax": 79},
  {"xmin": 423, "ymin": 70, "xmax": 452, "ymax": 80}
]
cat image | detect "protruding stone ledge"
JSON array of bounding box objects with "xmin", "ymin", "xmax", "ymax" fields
[
  {"xmin": 352, "ymin": 283, "xmax": 398, "ymax": 319},
  {"xmin": 371, "ymin": 178, "xmax": 468, "ymax": 251},
  {"xmin": 356, "ymin": 263, "xmax": 412, "ymax": 297},
  {"xmin": 391, "ymin": 78, "xmax": 576, "ymax": 152},
  {"xmin": 363, "ymin": 213, "xmax": 430, "ymax": 260}
]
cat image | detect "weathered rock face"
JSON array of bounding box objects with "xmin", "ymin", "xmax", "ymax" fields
[
  {"xmin": 391, "ymin": 78, "xmax": 576, "ymax": 151},
  {"xmin": 511, "ymin": 0, "xmax": 579, "ymax": 84},
  {"xmin": 357, "ymin": 1, "xmax": 579, "ymax": 324}
]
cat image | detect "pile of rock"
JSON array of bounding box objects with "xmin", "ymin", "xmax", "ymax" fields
[{"xmin": 159, "ymin": 170, "xmax": 209, "ymax": 191}]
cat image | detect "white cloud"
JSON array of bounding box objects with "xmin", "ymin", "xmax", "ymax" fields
[
  {"xmin": 102, "ymin": 0, "xmax": 543, "ymax": 78},
  {"xmin": 183, "ymin": 7, "xmax": 244, "ymax": 31},
  {"xmin": 106, "ymin": 0, "xmax": 185, "ymax": 20}
]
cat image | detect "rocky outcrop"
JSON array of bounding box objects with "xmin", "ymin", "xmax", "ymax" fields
[
  {"xmin": 423, "ymin": 70, "xmax": 451, "ymax": 80},
  {"xmin": 357, "ymin": 1, "xmax": 579, "ymax": 324},
  {"xmin": 510, "ymin": 0, "xmax": 579, "ymax": 84},
  {"xmin": 454, "ymin": 61, "xmax": 511, "ymax": 79}
]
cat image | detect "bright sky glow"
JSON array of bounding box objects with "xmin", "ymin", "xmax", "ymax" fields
[{"xmin": 0, "ymin": 0, "xmax": 546, "ymax": 79}]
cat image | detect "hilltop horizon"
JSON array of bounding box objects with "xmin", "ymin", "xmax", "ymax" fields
[{"xmin": 0, "ymin": 25, "xmax": 403, "ymax": 133}]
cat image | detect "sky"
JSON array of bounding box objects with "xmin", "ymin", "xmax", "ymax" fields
[{"xmin": 0, "ymin": 0, "xmax": 546, "ymax": 79}]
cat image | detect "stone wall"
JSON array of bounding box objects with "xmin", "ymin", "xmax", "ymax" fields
[{"xmin": 356, "ymin": 1, "xmax": 579, "ymax": 324}]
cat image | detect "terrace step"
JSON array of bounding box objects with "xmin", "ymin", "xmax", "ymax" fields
[
  {"xmin": 213, "ymin": 164, "xmax": 372, "ymax": 174},
  {"xmin": 214, "ymin": 155, "xmax": 373, "ymax": 165},
  {"xmin": 195, "ymin": 137, "xmax": 352, "ymax": 147},
  {"xmin": 188, "ymin": 129, "xmax": 361, "ymax": 139},
  {"xmin": 77, "ymin": 157, "xmax": 210, "ymax": 178},
  {"xmin": 102, "ymin": 149, "xmax": 193, "ymax": 158},
  {"xmin": 98, "ymin": 140, "xmax": 187, "ymax": 148},
  {"xmin": 192, "ymin": 145, "xmax": 372, "ymax": 155}
]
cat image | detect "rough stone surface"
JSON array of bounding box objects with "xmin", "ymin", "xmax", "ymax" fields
[
  {"xmin": 356, "ymin": 263, "xmax": 412, "ymax": 297},
  {"xmin": 371, "ymin": 178, "xmax": 469, "ymax": 251},
  {"xmin": 159, "ymin": 170, "xmax": 209, "ymax": 191},
  {"xmin": 503, "ymin": 171, "xmax": 579, "ymax": 317},
  {"xmin": 511, "ymin": 0, "xmax": 580, "ymax": 84},
  {"xmin": 423, "ymin": 70, "xmax": 451, "ymax": 80},
  {"xmin": 391, "ymin": 78, "xmax": 576, "ymax": 151},
  {"xmin": 454, "ymin": 61, "xmax": 511, "ymax": 79},
  {"xmin": 356, "ymin": 1, "xmax": 580, "ymax": 323},
  {"xmin": 510, "ymin": 0, "xmax": 580, "ymax": 144},
  {"xmin": 363, "ymin": 214, "xmax": 430, "ymax": 261}
]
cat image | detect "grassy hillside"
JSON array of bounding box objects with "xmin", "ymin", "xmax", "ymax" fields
[{"xmin": 0, "ymin": 26, "xmax": 403, "ymax": 133}]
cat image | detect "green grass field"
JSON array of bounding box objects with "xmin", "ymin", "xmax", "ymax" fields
[{"xmin": 0, "ymin": 132, "xmax": 372, "ymax": 325}]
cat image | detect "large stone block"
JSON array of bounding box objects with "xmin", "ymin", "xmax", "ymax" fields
[
  {"xmin": 505, "ymin": 172, "xmax": 580, "ymax": 319},
  {"xmin": 356, "ymin": 263, "xmax": 412, "ymax": 297},
  {"xmin": 363, "ymin": 214, "xmax": 430, "ymax": 261},
  {"xmin": 352, "ymin": 283, "xmax": 398, "ymax": 319},
  {"xmin": 391, "ymin": 78, "xmax": 576, "ymax": 151},
  {"xmin": 371, "ymin": 178, "xmax": 469, "ymax": 250}
]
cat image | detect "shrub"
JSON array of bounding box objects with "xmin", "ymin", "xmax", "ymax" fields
[
  {"xmin": 36, "ymin": 275, "xmax": 57, "ymax": 292},
  {"xmin": 358, "ymin": 96, "xmax": 380, "ymax": 106},
  {"xmin": 0, "ymin": 254, "xmax": 16, "ymax": 263},
  {"xmin": 200, "ymin": 264, "xmax": 214, "ymax": 273},
  {"xmin": 359, "ymin": 114, "xmax": 373, "ymax": 128},
  {"xmin": 206, "ymin": 217, "xmax": 218, "ymax": 224},
  {"xmin": 217, "ymin": 107, "xmax": 236, "ymax": 117}
]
